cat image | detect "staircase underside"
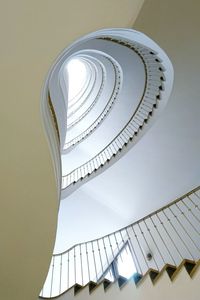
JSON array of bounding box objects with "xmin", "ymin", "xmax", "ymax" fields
[{"xmin": 40, "ymin": 259, "xmax": 200, "ymax": 300}]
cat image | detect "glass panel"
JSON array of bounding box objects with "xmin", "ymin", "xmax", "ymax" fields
[{"xmin": 116, "ymin": 244, "xmax": 137, "ymax": 279}]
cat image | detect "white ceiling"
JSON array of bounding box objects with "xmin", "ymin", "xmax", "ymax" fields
[{"xmin": 54, "ymin": 0, "xmax": 200, "ymax": 253}]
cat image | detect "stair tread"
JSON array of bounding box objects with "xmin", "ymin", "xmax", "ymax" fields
[{"xmin": 118, "ymin": 275, "xmax": 128, "ymax": 288}]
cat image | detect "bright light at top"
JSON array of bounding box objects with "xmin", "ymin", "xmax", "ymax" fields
[
  {"xmin": 117, "ymin": 245, "xmax": 137, "ymax": 278},
  {"xmin": 66, "ymin": 58, "xmax": 88, "ymax": 102}
]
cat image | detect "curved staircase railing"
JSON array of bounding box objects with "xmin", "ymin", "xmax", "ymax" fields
[
  {"xmin": 41, "ymin": 28, "xmax": 175, "ymax": 298},
  {"xmin": 62, "ymin": 39, "xmax": 166, "ymax": 191},
  {"xmin": 64, "ymin": 56, "xmax": 121, "ymax": 151},
  {"xmin": 40, "ymin": 186, "xmax": 200, "ymax": 298}
]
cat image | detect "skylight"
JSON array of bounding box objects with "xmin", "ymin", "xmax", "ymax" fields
[{"xmin": 66, "ymin": 58, "xmax": 88, "ymax": 102}]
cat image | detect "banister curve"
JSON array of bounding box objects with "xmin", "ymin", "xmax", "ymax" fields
[
  {"xmin": 40, "ymin": 28, "xmax": 175, "ymax": 298},
  {"xmin": 41, "ymin": 186, "xmax": 200, "ymax": 298}
]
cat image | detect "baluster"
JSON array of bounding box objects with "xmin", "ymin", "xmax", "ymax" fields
[
  {"xmin": 162, "ymin": 209, "xmax": 195, "ymax": 260},
  {"xmin": 156, "ymin": 212, "xmax": 183, "ymax": 261},
  {"xmin": 73, "ymin": 169, "xmax": 77, "ymax": 182},
  {"xmin": 176, "ymin": 201, "xmax": 200, "ymax": 237},
  {"xmin": 119, "ymin": 133, "xmax": 126, "ymax": 144},
  {"xmin": 168, "ymin": 205, "xmax": 200, "ymax": 254},
  {"xmin": 74, "ymin": 247, "xmax": 76, "ymax": 284},
  {"xmin": 94, "ymin": 157, "xmax": 99, "ymax": 170},
  {"xmin": 86, "ymin": 161, "xmax": 91, "ymax": 176},
  {"xmin": 119, "ymin": 230, "xmax": 128, "ymax": 254},
  {"xmin": 104, "ymin": 148, "xmax": 110, "ymax": 160},
  {"xmin": 97, "ymin": 239, "xmax": 104, "ymax": 275},
  {"xmin": 144, "ymin": 95, "xmax": 157, "ymax": 105},
  {"xmin": 85, "ymin": 243, "xmax": 91, "ymax": 282},
  {"xmin": 67, "ymin": 251, "xmax": 70, "ymax": 289},
  {"xmin": 141, "ymin": 101, "xmax": 153, "ymax": 111},
  {"xmin": 100, "ymin": 153, "xmax": 105, "ymax": 165},
  {"xmin": 112, "ymin": 141, "xmax": 118, "ymax": 153},
  {"xmin": 123, "ymin": 130, "xmax": 130, "ymax": 141},
  {"xmin": 131, "ymin": 224, "xmax": 149, "ymax": 270},
  {"xmin": 118, "ymin": 134, "xmax": 126, "ymax": 145},
  {"xmin": 123, "ymin": 126, "xmax": 133, "ymax": 138},
  {"xmin": 115, "ymin": 138, "xmax": 123, "ymax": 149},
  {"xmin": 143, "ymin": 219, "xmax": 165, "ymax": 266},
  {"xmin": 139, "ymin": 108, "xmax": 149, "ymax": 118},
  {"xmin": 79, "ymin": 166, "xmax": 84, "ymax": 181},
  {"xmin": 91, "ymin": 159, "xmax": 96, "ymax": 173},
  {"xmin": 75, "ymin": 167, "xmax": 80, "ymax": 182},
  {"xmin": 108, "ymin": 235, "xmax": 115, "ymax": 261},
  {"xmin": 92, "ymin": 241, "xmax": 98, "ymax": 281},
  {"xmin": 107, "ymin": 146, "xmax": 113, "ymax": 159},
  {"xmin": 89, "ymin": 160, "xmax": 94, "ymax": 174},
  {"xmin": 132, "ymin": 118, "xmax": 141, "ymax": 129},
  {"xmin": 62, "ymin": 176, "xmax": 67, "ymax": 189},
  {"xmin": 82, "ymin": 164, "xmax": 86, "ymax": 178},
  {"xmin": 133, "ymin": 115, "xmax": 143, "ymax": 129},
  {"xmin": 67, "ymin": 175, "xmax": 71, "ymax": 188},
  {"xmin": 182, "ymin": 197, "xmax": 200, "ymax": 224},
  {"xmin": 194, "ymin": 191, "xmax": 200, "ymax": 201},
  {"xmin": 96, "ymin": 155, "xmax": 102, "ymax": 167},
  {"xmin": 189, "ymin": 194, "xmax": 200, "ymax": 212},
  {"xmin": 87, "ymin": 159, "xmax": 94, "ymax": 175},
  {"xmin": 149, "ymin": 216, "xmax": 176, "ymax": 265},
  {"xmin": 129, "ymin": 120, "xmax": 139, "ymax": 132},
  {"xmin": 50, "ymin": 256, "xmax": 55, "ymax": 297},
  {"xmin": 66, "ymin": 174, "xmax": 70, "ymax": 186},
  {"xmin": 126, "ymin": 123, "xmax": 136, "ymax": 139},
  {"xmin": 102, "ymin": 237, "xmax": 112, "ymax": 278},
  {"xmin": 71, "ymin": 172, "xmax": 74, "ymax": 185},
  {"xmin": 97, "ymin": 154, "xmax": 102, "ymax": 166},
  {"xmin": 125, "ymin": 227, "xmax": 142, "ymax": 275},
  {"xmin": 79, "ymin": 244, "xmax": 84, "ymax": 286},
  {"xmin": 101, "ymin": 151, "xmax": 107, "ymax": 163},
  {"xmin": 59, "ymin": 254, "xmax": 62, "ymax": 294},
  {"xmin": 85, "ymin": 125, "xmax": 90, "ymax": 136},
  {"xmin": 71, "ymin": 170, "xmax": 75, "ymax": 184},
  {"xmin": 79, "ymin": 167, "xmax": 83, "ymax": 182},
  {"xmin": 114, "ymin": 232, "xmax": 120, "ymax": 255},
  {"xmin": 135, "ymin": 114, "xmax": 144, "ymax": 125},
  {"xmin": 137, "ymin": 222, "xmax": 159, "ymax": 270}
]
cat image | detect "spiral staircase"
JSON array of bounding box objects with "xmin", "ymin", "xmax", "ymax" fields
[
  {"xmin": 1, "ymin": 1, "xmax": 200, "ymax": 300},
  {"xmin": 40, "ymin": 17, "xmax": 200, "ymax": 300}
]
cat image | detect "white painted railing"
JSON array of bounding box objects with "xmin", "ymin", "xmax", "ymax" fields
[
  {"xmin": 41, "ymin": 28, "xmax": 174, "ymax": 298},
  {"xmin": 40, "ymin": 186, "xmax": 200, "ymax": 298},
  {"xmin": 62, "ymin": 38, "xmax": 166, "ymax": 191}
]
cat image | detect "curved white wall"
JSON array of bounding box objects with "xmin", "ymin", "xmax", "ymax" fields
[{"xmin": 54, "ymin": 29, "xmax": 174, "ymax": 252}]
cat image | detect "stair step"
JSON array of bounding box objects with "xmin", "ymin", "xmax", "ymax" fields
[
  {"xmin": 89, "ymin": 281, "xmax": 97, "ymax": 293},
  {"xmin": 165, "ymin": 264, "xmax": 177, "ymax": 279},
  {"xmin": 74, "ymin": 283, "xmax": 83, "ymax": 295},
  {"xmin": 184, "ymin": 260, "xmax": 197, "ymax": 276},
  {"xmin": 103, "ymin": 278, "xmax": 112, "ymax": 291},
  {"xmin": 148, "ymin": 269, "xmax": 159, "ymax": 283},
  {"xmin": 132, "ymin": 272, "xmax": 143, "ymax": 284},
  {"xmin": 118, "ymin": 275, "xmax": 128, "ymax": 288}
]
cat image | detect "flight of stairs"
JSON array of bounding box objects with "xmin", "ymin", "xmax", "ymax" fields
[{"xmin": 41, "ymin": 259, "xmax": 200, "ymax": 300}]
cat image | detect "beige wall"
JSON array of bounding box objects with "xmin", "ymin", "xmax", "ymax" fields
[
  {"xmin": 58, "ymin": 266, "xmax": 200, "ymax": 300},
  {"xmin": 0, "ymin": 1, "xmax": 144, "ymax": 300}
]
